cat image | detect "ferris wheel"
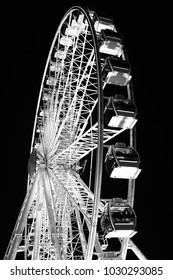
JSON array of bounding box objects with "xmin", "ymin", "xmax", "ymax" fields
[{"xmin": 4, "ymin": 6, "xmax": 146, "ymax": 260}]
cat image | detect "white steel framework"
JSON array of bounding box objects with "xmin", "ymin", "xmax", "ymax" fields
[{"xmin": 4, "ymin": 6, "xmax": 146, "ymax": 260}]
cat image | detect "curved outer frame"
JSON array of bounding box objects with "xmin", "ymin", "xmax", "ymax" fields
[{"xmin": 30, "ymin": 6, "xmax": 104, "ymax": 260}]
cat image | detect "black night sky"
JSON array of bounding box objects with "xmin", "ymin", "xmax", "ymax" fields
[{"xmin": 2, "ymin": 1, "xmax": 171, "ymax": 260}]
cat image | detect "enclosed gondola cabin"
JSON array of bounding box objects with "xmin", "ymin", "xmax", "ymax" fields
[
  {"xmin": 89, "ymin": 10, "xmax": 116, "ymax": 33},
  {"xmin": 99, "ymin": 29, "xmax": 123, "ymax": 57},
  {"xmin": 102, "ymin": 57, "xmax": 131, "ymax": 86},
  {"xmin": 104, "ymin": 95, "xmax": 137, "ymax": 129},
  {"xmin": 105, "ymin": 143, "xmax": 141, "ymax": 179},
  {"xmin": 100, "ymin": 198, "xmax": 137, "ymax": 238}
]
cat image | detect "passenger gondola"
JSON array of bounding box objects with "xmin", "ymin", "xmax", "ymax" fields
[
  {"xmin": 89, "ymin": 10, "xmax": 116, "ymax": 33},
  {"xmin": 105, "ymin": 142, "xmax": 141, "ymax": 179},
  {"xmin": 100, "ymin": 198, "xmax": 137, "ymax": 238},
  {"xmin": 102, "ymin": 56, "xmax": 131, "ymax": 86},
  {"xmin": 104, "ymin": 95, "xmax": 137, "ymax": 129},
  {"xmin": 98, "ymin": 28, "xmax": 123, "ymax": 57}
]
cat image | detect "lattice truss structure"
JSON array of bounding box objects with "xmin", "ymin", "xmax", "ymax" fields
[{"xmin": 4, "ymin": 6, "xmax": 146, "ymax": 260}]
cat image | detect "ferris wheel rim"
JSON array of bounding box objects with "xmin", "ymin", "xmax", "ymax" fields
[
  {"xmin": 29, "ymin": 5, "xmax": 104, "ymax": 260},
  {"xmin": 30, "ymin": 5, "xmax": 104, "ymax": 153}
]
